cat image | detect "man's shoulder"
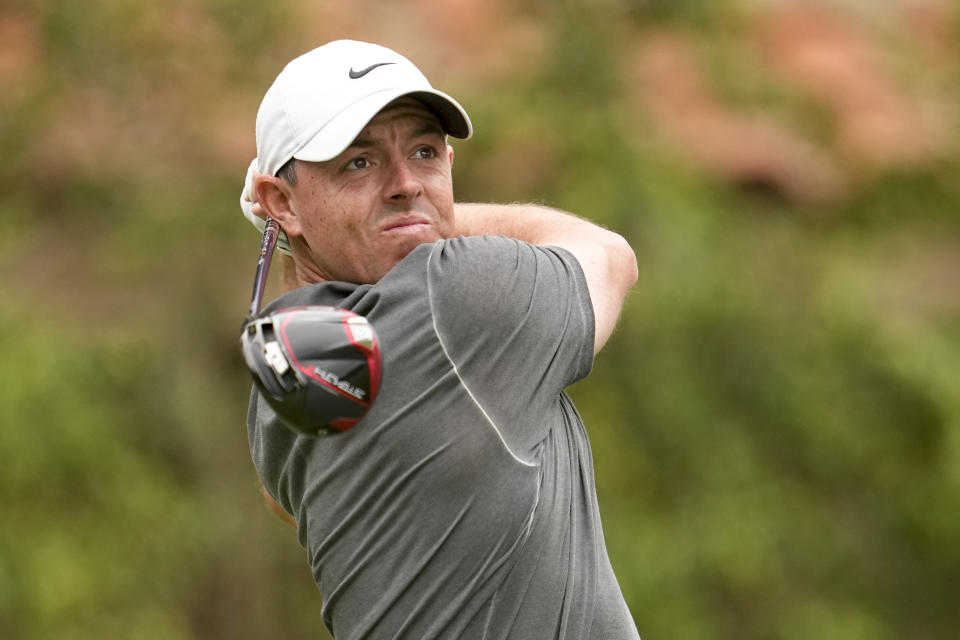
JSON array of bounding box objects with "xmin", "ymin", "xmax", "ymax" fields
[
  {"xmin": 261, "ymin": 280, "xmax": 364, "ymax": 314},
  {"xmin": 378, "ymin": 235, "xmax": 522, "ymax": 286},
  {"xmin": 404, "ymin": 234, "xmax": 524, "ymax": 264},
  {"xmin": 380, "ymin": 235, "xmax": 588, "ymax": 302},
  {"xmin": 437, "ymin": 233, "xmax": 525, "ymax": 256}
]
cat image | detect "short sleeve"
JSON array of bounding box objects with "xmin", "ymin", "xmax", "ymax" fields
[{"xmin": 426, "ymin": 235, "xmax": 595, "ymax": 450}]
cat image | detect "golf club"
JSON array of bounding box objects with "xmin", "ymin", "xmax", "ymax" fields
[{"xmin": 241, "ymin": 218, "xmax": 382, "ymax": 436}]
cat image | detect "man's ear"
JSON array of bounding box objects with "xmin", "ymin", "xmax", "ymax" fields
[
  {"xmin": 254, "ymin": 175, "xmax": 303, "ymax": 237},
  {"xmin": 447, "ymin": 144, "xmax": 454, "ymax": 167}
]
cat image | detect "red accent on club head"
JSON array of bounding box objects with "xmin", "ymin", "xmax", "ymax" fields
[
  {"xmin": 343, "ymin": 316, "xmax": 382, "ymax": 404},
  {"xmin": 329, "ymin": 417, "xmax": 359, "ymax": 432},
  {"xmin": 367, "ymin": 339, "xmax": 381, "ymax": 402}
]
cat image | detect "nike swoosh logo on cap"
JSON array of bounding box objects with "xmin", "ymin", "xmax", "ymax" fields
[{"xmin": 348, "ymin": 62, "xmax": 396, "ymax": 79}]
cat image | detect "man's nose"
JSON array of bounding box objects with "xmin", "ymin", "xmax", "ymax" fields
[{"xmin": 384, "ymin": 159, "xmax": 424, "ymax": 201}]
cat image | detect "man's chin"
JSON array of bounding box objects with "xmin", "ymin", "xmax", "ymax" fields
[
  {"xmin": 369, "ymin": 232, "xmax": 439, "ymax": 279},
  {"xmin": 389, "ymin": 228, "xmax": 441, "ymax": 253}
]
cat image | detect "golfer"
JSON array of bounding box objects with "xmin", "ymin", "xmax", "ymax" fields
[{"xmin": 241, "ymin": 40, "xmax": 640, "ymax": 639}]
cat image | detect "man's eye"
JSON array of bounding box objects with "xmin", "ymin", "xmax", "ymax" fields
[
  {"xmin": 345, "ymin": 157, "xmax": 370, "ymax": 171},
  {"xmin": 413, "ymin": 146, "xmax": 436, "ymax": 159}
]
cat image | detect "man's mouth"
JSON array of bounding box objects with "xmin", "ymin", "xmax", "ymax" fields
[{"xmin": 380, "ymin": 215, "xmax": 432, "ymax": 234}]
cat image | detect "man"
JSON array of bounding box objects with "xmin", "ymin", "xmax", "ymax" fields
[{"xmin": 241, "ymin": 40, "xmax": 640, "ymax": 639}]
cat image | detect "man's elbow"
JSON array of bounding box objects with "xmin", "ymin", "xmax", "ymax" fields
[
  {"xmin": 587, "ymin": 231, "xmax": 637, "ymax": 353},
  {"xmin": 608, "ymin": 231, "xmax": 638, "ymax": 293}
]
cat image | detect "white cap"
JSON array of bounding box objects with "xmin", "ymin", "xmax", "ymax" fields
[{"xmin": 255, "ymin": 39, "xmax": 472, "ymax": 177}]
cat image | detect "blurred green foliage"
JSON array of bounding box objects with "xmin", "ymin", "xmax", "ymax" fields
[{"xmin": 2, "ymin": 1, "xmax": 959, "ymax": 638}]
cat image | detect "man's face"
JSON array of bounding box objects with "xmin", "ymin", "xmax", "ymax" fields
[{"xmin": 283, "ymin": 99, "xmax": 456, "ymax": 284}]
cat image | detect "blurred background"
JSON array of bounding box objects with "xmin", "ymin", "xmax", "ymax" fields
[{"xmin": 2, "ymin": 0, "xmax": 959, "ymax": 638}]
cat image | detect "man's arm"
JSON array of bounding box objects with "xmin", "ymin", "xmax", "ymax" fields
[
  {"xmin": 261, "ymin": 485, "xmax": 297, "ymax": 528},
  {"xmin": 454, "ymin": 203, "xmax": 638, "ymax": 354}
]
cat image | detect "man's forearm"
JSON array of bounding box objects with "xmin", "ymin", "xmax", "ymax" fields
[{"xmin": 454, "ymin": 202, "xmax": 589, "ymax": 245}]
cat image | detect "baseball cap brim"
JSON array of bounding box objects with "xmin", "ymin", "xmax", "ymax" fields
[{"xmin": 292, "ymin": 88, "xmax": 472, "ymax": 165}]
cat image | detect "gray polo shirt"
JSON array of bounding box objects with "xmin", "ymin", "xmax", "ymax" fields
[{"xmin": 248, "ymin": 234, "xmax": 639, "ymax": 639}]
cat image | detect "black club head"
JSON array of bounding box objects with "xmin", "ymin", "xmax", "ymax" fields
[{"xmin": 242, "ymin": 306, "xmax": 381, "ymax": 436}]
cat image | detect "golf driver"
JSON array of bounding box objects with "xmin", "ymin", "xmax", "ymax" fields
[{"xmin": 241, "ymin": 217, "xmax": 382, "ymax": 436}]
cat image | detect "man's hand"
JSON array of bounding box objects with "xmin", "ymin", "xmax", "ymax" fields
[{"xmin": 454, "ymin": 203, "xmax": 638, "ymax": 354}]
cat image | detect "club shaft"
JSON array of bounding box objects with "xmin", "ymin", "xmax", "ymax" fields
[{"xmin": 249, "ymin": 217, "xmax": 280, "ymax": 318}]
